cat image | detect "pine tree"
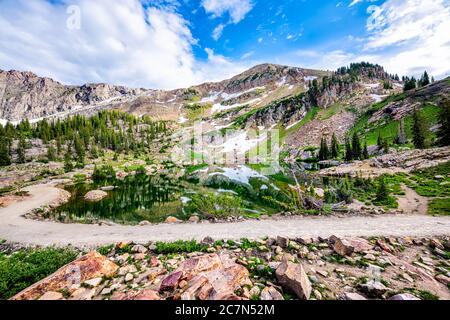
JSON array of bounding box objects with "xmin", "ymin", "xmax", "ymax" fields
[
  {"xmin": 351, "ymin": 133, "xmax": 361, "ymax": 160},
  {"xmin": 331, "ymin": 133, "xmax": 339, "ymax": 159},
  {"xmin": 345, "ymin": 137, "xmax": 352, "ymax": 161},
  {"xmin": 74, "ymin": 136, "xmax": 85, "ymax": 164},
  {"xmin": 64, "ymin": 148, "xmax": 73, "ymax": 173},
  {"xmin": 419, "ymin": 71, "xmax": 430, "ymax": 87},
  {"xmin": 0, "ymin": 138, "xmax": 11, "ymax": 166},
  {"xmin": 403, "ymin": 77, "xmax": 417, "ymax": 91},
  {"xmin": 436, "ymin": 98, "xmax": 450, "ymax": 147},
  {"xmin": 375, "ymin": 177, "xmax": 389, "ymax": 202},
  {"xmin": 377, "ymin": 132, "xmax": 383, "ymax": 150},
  {"xmin": 382, "ymin": 138, "xmax": 390, "ymax": 154},
  {"xmin": 394, "ymin": 119, "xmax": 407, "ymax": 145},
  {"xmin": 412, "ymin": 108, "xmax": 429, "ymax": 149},
  {"xmin": 47, "ymin": 146, "xmax": 57, "ymax": 161},
  {"xmin": 362, "ymin": 142, "xmax": 369, "ymax": 159},
  {"xmin": 16, "ymin": 137, "xmax": 27, "ymax": 164},
  {"xmin": 319, "ymin": 136, "xmax": 330, "ymax": 161}
]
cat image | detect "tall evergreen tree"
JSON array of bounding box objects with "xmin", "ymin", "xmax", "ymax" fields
[
  {"xmin": 362, "ymin": 142, "xmax": 369, "ymax": 159},
  {"xmin": 47, "ymin": 146, "xmax": 57, "ymax": 162},
  {"xmin": 403, "ymin": 77, "xmax": 417, "ymax": 91},
  {"xmin": 377, "ymin": 132, "xmax": 383, "ymax": 150},
  {"xmin": 319, "ymin": 136, "xmax": 330, "ymax": 161},
  {"xmin": 394, "ymin": 119, "xmax": 407, "ymax": 145},
  {"xmin": 345, "ymin": 137, "xmax": 353, "ymax": 161},
  {"xmin": 16, "ymin": 137, "xmax": 27, "ymax": 164},
  {"xmin": 436, "ymin": 99, "xmax": 450, "ymax": 147},
  {"xmin": 74, "ymin": 136, "xmax": 85, "ymax": 164},
  {"xmin": 351, "ymin": 133, "xmax": 361, "ymax": 160},
  {"xmin": 64, "ymin": 147, "xmax": 73, "ymax": 173},
  {"xmin": 0, "ymin": 138, "xmax": 11, "ymax": 166},
  {"xmin": 412, "ymin": 108, "xmax": 429, "ymax": 149},
  {"xmin": 419, "ymin": 71, "xmax": 430, "ymax": 87},
  {"xmin": 375, "ymin": 177, "xmax": 389, "ymax": 202},
  {"xmin": 331, "ymin": 133, "xmax": 339, "ymax": 159}
]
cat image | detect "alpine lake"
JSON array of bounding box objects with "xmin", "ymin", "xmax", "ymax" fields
[{"xmin": 51, "ymin": 165, "xmax": 318, "ymax": 225}]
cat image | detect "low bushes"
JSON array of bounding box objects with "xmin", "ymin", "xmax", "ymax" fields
[{"xmin": 0, "ymin": 247, "xmax": 78, "ymax": 300}]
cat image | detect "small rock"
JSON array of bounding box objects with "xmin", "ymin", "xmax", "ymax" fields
[
  {"xmin": 420, "ymin": 256, "xmax": 434, "ymax": 266},
  {"xmin": 401, "ymin": 273, "xmax": 415, "ymax": 283},
  {"xmin": 276, "ymin": 261, "xmax": 312, "ymax": 300},
  {"xmin": 313, "ymin": 289, "xmax": 323, "ymax": 300},
  {"xmin": 134, "ymin": 253, "xmax": 146, "ymax": 260},
  {"xmin": 84, "ymin": 277, "xmax": 103, "ymax": 287},
  {"xmin": 39, "ymin": 292, "xmax": 64, "ymax": 300},
  {"xmin": 364, "ymin": 254, "xmax": 377, "ymax": 261},
  {"xmin": 317, "ymin": 270, "xmax": 329, "ymax": 278},
  {"xmin": 84, "ymin": 190, "xmax": 108, "ymax": 202},
  {"xmin": 111, "ymin": 290, "xmax": 161, "ymax": 300},
  {"xmin": 249, "ymin": 286, "xmax": 261, "ymax": 298},
  {"xmin": 260, "ymin": 287, "xmax": 284, "ymax": 300},
  {"xmin": 429, "ymin": 238, "xmax": 444, "ymax": 250},
  {"xmin": 165, "ymin": 216, "xmax": 181, "ymax": 223},
  {"xmin": 344, "ymin": 292, "xmax": 367, "ymax": 300},
  {"xmin": 276, "ymin": 236, "xmax": 289, "ymax": 248},
  {"xmin": 116, "ymin": 241, "xmax": 132, "ymax": 250},
  {"xmin": 389, "ymin": 293, "xmax": 421, "ymax": 301},
  {"xmin": 101, "ymin": 288, "xmax": 113, "ymax": 295},
  {"xmin": 189, "ymin": 216, "xmax": 200, "ymax": 223},
  {"xmin": 435, "ymin": 274, "xmax": 450, "ymax": 286},
  {"xmin": 132, "ymin": 244, "xmax": 148, "ymax": 254},
  {"xmin": 125, "ymin": 273, "xmax": 134, "ymax": 282},
  {"xmin": 160, "ymin": 271, "xmax": 183, "ymax": 292},
  {"xmin": 139, "ymin": 220, "xmax": 151, "ymax": 226},
  {"xmin": 333, "ymin": 239, "xmax": 354, "ymax": 256},
  {"xmin": 359, "ymin": 280, "xmax": 388, "ymax": 298},
  {"xmin": 70, "ymin": 288, "xmax": 95, "ymax": 300}
]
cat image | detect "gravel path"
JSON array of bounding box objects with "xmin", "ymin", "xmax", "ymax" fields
[{"xmin": 0, "ymin": 184, "xmax": 449, "ymax": 248}]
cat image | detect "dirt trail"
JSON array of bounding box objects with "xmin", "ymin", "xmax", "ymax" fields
[
  {"xmin": 0, "ymin": 184, "xmax": 449, "ymax": 248},
  {"xmin": 397, "ymin": 185, "xmax": 428, "ymax": 215}
]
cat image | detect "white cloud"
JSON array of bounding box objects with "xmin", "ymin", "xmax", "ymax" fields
[
  {"xmin": 348, "ymin": 0, "xmax": 363, "ymax": 7},
  {"xmin": 0, "ymin": 0, "xmax": 246, "ymax": 89},
  {"xmin": 197, "ymin": 48, "xmax": 250, "ymax": 82},
  {"xmin": 201, "ymin": 0, "xmax": 254, "ymax": 24},
  {"xmin": 212, "ymin": 24, "xmax": 225, "ymax": 41},
  {"xmin": 241, "ymin": 51, "xmax": 254, "ymax": 60},
  {"xmin": 364, "ymin": 0, "xmax": 450, "ymax": 78}
]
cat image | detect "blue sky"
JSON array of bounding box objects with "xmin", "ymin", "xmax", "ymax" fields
[{"xmin": 0, "ymin": 0, "xmax": 449, "ymax": 89}]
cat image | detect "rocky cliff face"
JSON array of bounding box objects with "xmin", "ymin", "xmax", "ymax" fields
[
  {"xmin": 0, "ymin": 63, "xmax": 399, "ymax": 129},
  {"xmin": 0, "ymin": 70, "xmax": 147, "ymax": 122}
]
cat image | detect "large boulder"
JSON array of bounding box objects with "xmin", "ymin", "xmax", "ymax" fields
[
  {"xmin": 159, "ymin": 253, "xmax": 251, "ymax": 300},
  {"xmin": 84, "ymin": 190, "xmax": 108, "ymax": 202},
  {"xmin": 359, "ymin": 280, "xmax": 388, "ymax": 298},
  {"xmin": 275, "ymin": 261, "xmax": 312, "ymax": 300},
  {"xmin": 11, "ymin": 252, "xmax": 118, "ymax": 300},
  {"xmin": 332, "ymin": 237, "xmax": 373, "ymax": 257}
]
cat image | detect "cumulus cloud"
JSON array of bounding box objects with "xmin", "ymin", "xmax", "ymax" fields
[
  {"xmin": 364, "ymin": 0, "xmax": 450, "ymax": 77},
  {"xmin": 201, "ymin": 0, "xmax": 254, "ymax": 24},
  {"xmin": 0, "ymin": 0, "xmax": 246, "ymax": 89},
  {"xmin": 202, "ymin": 0, "xmax": 254, "ymax": 40}
]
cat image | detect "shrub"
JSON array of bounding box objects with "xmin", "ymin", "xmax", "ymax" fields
[
  {"xmin": 153, "ymin": 240, "xmax": 208, "ymax": 254},
  {"xmin": 0, "ymin": 247, "xmax": 78, "ymax": 299}
]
